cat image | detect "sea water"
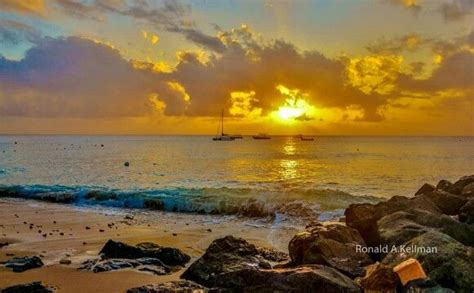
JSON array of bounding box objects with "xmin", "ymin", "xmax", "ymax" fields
[{"xmin": 0, "ymin": 135, "xmax": 472, "ymax": 222}]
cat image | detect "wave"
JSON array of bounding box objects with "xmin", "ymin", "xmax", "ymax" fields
[{"xmin": 0, "ymin": 184, "xmax": 380, "ymax": 222}]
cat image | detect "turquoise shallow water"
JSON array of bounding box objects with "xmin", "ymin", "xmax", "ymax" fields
[{"xmin": 0, "ymin": 135, "xmax": 473, "ymax": 218}]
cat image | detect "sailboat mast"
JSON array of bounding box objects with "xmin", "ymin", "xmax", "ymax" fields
[{"xmin": 221, "ymin": 109, "xmax": 224, "ymax": 136}]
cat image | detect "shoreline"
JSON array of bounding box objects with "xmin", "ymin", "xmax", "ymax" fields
[{"xmin": 0, "ymin": 198, "xmax": 297, "ymax": 292}]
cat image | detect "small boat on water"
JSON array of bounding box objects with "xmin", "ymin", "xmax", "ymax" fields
[
  {"xmin": 300, "ymin": 136, "xmax": 314, "ymax": 141},
  {"xmin": 230, "ymin": 134, "xmax": 243, "ymax": 139},
  {"xmin": 252, "ymin": 133, "xmax": 271, "ymax": 140},
  {"xmin": 294, "ymin": 134, "xmax": 314, "ymax": 141},
  {"xmin": 213, "ymin": 109, "xmax": 235, "ymax": 141}
]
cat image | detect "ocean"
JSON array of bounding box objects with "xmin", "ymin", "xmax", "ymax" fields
[{"xmin": 0, "ymin": 135, "xmax": 473, "ymax": 223}]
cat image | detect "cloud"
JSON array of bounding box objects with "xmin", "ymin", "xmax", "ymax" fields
[
  {"xmin": 439, "ymin": 0, "xmax": 474, "ymax": 21},
  {"xmin": 0, "ymin": 19, "xmax": 40, "ymax": 45},
  {"xmin": 167, "ymin": 27, "xmax": 226, "ymax": 53},
  {"xmin": 0, "ymin": 36, "xmax": 172, "ymax": 118},
  {"xmin": 0, "ymin": 0, "xmax": 45, "ymax": 16}
]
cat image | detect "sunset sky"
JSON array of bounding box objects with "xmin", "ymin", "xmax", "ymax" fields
[{"xmin": 0, "ymin": 0, "xmax": 473, "ymax": 135}]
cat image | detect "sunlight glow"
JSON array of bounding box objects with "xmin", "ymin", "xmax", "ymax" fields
[{"xmin": 273, "ymin": 85, "xmax": 316, "ymax": 122}]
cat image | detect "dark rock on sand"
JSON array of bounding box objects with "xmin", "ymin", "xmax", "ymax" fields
[
  {"xmin": 459, "ymin": 198, "xmax": 474, "ymax": 224},
  {"xmin": 402, "ymin": 278, "xmax": 454, "ymax": 293},
  {"xmin": 462, "ymin": 182, "xmax": 474, "ymax": 197},
  {"xmin": 1, "ymin": 281, "xmax": 54, "ymax": 293},
  {"xmin": 256, "ymin": 247, "xmax": 289, "ymax": 262},
  {"xmin": 357, "ymin": 262, "xmax": 401, "ymax": 292},
  {"xmin": 415, "ymin": 183, "xmax": 435, "ymax": 196},
  {"xmin": 126, "ymin": 280, "xmax": 206, "ymax": 293},
  {"xmin": 4, "ymin": 256, "xmax": 44, "ymax": 272},
  {"xmin": 382, "ymin": 231, "xmax": 474, "ymax": 292},
  {"xmin": 100, "ymin": 239, "xmax": 190, "ymax": 266},
  {"xmin": 445, "ymin": 175, "xmax": 474, "ymax": 195},
  {"xmin": 79, "ymin": 257, "xmax": 171, "ymax": 275},
  {"xmin": 288, "ymin": 223, "xmax": 372, "ymax": 277},
  {"xmin": 181, "ymin": 236, "xmax": 286, "ymax": 288},
  {"xmin": 211, "ymin": 265, "xmax": 360, "ymax": 292}
]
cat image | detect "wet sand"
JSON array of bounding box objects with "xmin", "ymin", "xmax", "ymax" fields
[{"xmin": 0, "ymin": 198, "xmax": 297, "ymax": 292}]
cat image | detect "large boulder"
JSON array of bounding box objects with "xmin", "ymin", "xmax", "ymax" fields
[
  {"xmin": 462, "ymin": 182, "xmax": 474, "ymax": 197},
  {"xmin": 99, "ymin": 240, "xmax": 190, "ymax": 266},
  {"xmin": 126, "ymin": 281, "xmax": 206, "ymax": 293},
  {"xmin": 382, "ymin": 231, "xmax": 474, "ymax": 292},
  {"xmin": 402, "ymin": 278, "xmax": 454, "ymax": 293},
  {"xmin": 436, "ymin": 180, "xmax": 453, "ymax": 192},
  {"xmin": 415, "ymin": 183, "xmax": 435, "ymax": 196},
  {"xmin": 288, "ymin": 223, "xmax": 372, "ymax": 277},
  {"xmin": 212, "ymin": 265, "xmax": 361, "ymax": 292},
  {"xmin": 4, "ymin": 256, "xmax": 44, "ymax": 272},
  {"xmin": 1, "ymin": 281, "xmax": 54, "ymax": 293},
  {"xmin": 377, "ymin": 209, "xmax": 474, "ymax": 247},
  {"xmin": 181, "ymin": 236, "xmax": 287, "ymax": 288},
  {"xmin": 419, "ymin": 190, "xmax": 467, "ymax": 215},
  {"xmin": 357, "ymin": 262, "xmax": 401, "ymax": 292},
  {"xmin": 459, "ymin": 198, "xmax": 474, "ymax": 224},
  {"xmin": 345, "ymin": 196, "xmax": 441, "ymax": 247},
  {"xmin": 446, "ymin": 175, "xmax": 474, "ymax": 195}
]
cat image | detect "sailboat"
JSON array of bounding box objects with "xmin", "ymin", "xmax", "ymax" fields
[{"xmin": 213, "ymin": 109, "xmax": 235, "ymax": 141}]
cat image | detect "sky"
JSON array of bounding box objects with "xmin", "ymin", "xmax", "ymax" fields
[{"xmin": 0, "ymin": 0, "xmax": 473, "ymax": 135}]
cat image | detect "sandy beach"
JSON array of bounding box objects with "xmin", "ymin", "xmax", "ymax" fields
[{"xmin": 0, "ymin": 198, "xmax": 296, "ymax": 292}]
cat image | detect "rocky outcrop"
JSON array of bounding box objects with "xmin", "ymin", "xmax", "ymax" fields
[
  {"xmin": 459, "ymin": 198, "xmax": 474, "ymax": 224},
  {"xmin": 211, "ymin": 265, "xmax": 361, "ymax": 292},
  {"xmin": 382, "ymin": 231, "xmax": 474, "ymax": 292},
  {"xmin": 126, "ymin": 281, "xmax": 206, "ymax": 293},
  {"xmin": 415, "ymin": 183, "xmax": 435, "ymax": 196},
  {"xmin": 288, "ymin": 223, "xmax": 372, "ymax": 277},
  {"xmin": 402, "ymin": 278, "xmax": 454, "ymax": 293},
  {"xmin": 417, "ymin": 190, "xmax": 467, "ymax": 215},
  {"xmin": 357, "ymin": 263, "xmax": 400, "ymax": 292},
  {"xmin": 100, "ymin": 239, "xmax": 190, "ymax": 266},
  {"xmin": 3, "ymin": 256, "xmax": 44, "ymax": 272},
  {"xmin": 1, "ymin": 281, "xmax": 54, "ymax": 293},
  {"xmin": 181, "ymin": 236, "xmax": 274, "ymax": 287},
  {"xmin": 80, "ymin": 240, "xmax": 189, "ymax": 276}
]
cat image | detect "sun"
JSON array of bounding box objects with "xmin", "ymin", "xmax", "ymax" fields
[{"xmin": 277, "ymin": 105, "xmax": 305, "ymax": 120}]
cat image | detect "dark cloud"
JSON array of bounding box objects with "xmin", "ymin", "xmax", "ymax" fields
[
  {"xmin": 439, "ymin": 0, "xmax": 474, "ymax": 21},
  {"xmin": 167, "ymin": 26, "xmax": 226, "ymax": 52},
  {"xmin": 0, "ymin": 36, "xmax": 174, "ymax": 118}
]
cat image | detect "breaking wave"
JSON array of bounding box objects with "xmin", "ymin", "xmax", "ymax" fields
[{"xmin": 0, "ymin": 184, "xmax": 380, "ymax": 222}]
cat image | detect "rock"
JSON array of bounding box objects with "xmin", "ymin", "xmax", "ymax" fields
[
  {"xmin": 436, "ymin": 180, "xmax": 453, "ymax": 192},
  {"xmin": 382, "ymin": 231, "xmax": 474, "ymax": 292},
  {"xmin": 358, "ymin": 262, "xmax": 400, "ymax": 292},
  {"xmin": 1, "ymin": 281, "xmax": 54, "ymax": 293},
  {"xmin": 99, "ymin": 239, "xmax": 190, "ymax": 266},
  {"xmin": 415, "ymin": 183, "xmax": 435, "ymax": 196},
  {"xmin": 447, "ymin": 175, "xmax": 474, "ymax": 195},
  {"xmin": 59, "ymin": 258, "xmax": 71, "ymax": 265},
  {"xmin": 459, "ymin": 198, "xmax": 474, "ymax": 224},
  {"xmin": 256, "ymin": 247, "xmax": 289, "ymax": 262},
  {"xmin": 79, "ymin": 257, "xmax": 171, "ymax": 275},
  {"xmin": 421, "ymin": 190, "xmax": 467, "ymax": 215},
  {"xmin": 4, "ymin": 256, "xmax": 44, "ymax": 272},
  {"xmin": 377, "ymin": 209, "xmax": 474, "ymax": 247},
  {"xmin": 462, "ymin": 182, "xmax": 474, "ymax": 197},
  {"xmin": 212, "ymin": 265, "xmax": 361, "ymax": 292},
  {"xmin": 124, "ymin": 162, "xmax": 130, "ymax": 167},
  {"xmin": 402, "ymin": 278, "xmax": 454, "ymax": 293},
  {"xmin": 288, "ymin": 223, "xmax": 372, "ymax": 277},
  {"xmin": 126, "ymin": 281, "xmax": 207, "ymax": 293},
  {"xmin": 346, "ymin": 195, "xmax": 442, "ymax": 247},
  {"xmin": 181, "ymin": 236, "xmax": 273, "ymax": 288}
]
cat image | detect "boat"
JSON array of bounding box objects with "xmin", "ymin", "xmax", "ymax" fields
[
  {"xmin": 252, "ymin": 133, "xmax": 271, "ymax": 140},
  {"xmin": 300, "ymin": 136, "xmax": 314, "ymax": 141},
  {"xmin": 230, "ymin": 134, "xmax": 243, "ymax": 139},
  {"xmin": 213, "ymin": 109, "xmax": 235, "ymax": 141}
]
